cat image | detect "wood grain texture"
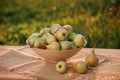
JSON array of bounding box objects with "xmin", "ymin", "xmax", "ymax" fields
[
  {"xmin": 0, "ymin": 72, "xmax": 37, "ymax": 80},
  {"xmin": 0, "ymin": 45, "xmax": 120, "ymax": 80}
]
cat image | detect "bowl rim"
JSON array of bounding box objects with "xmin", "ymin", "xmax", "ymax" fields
[{"xmin": 31, "ymin": 39, "xmax": 87, "ymax": 52}]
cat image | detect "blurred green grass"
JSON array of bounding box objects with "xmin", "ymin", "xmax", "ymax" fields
[{"xmin": 0, "ymin": 0, "xmax": 120, "ymax": 48}]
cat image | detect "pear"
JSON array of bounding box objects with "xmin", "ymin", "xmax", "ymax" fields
[
  {"xmin": 41, "ymin": 33, "xmax": 47, "ymax": 40},
  {"xmin": 85, "ymin": 48, "xmax": 99, "ymax": 67},
  {"xmin": 50, "ymin": 24, "xmax": 61, "ymax": 34},
  {"xmin": 39, "ymin": 28, "xmax": 50, "ymax": 36},
  {"xmin": 46, "ymin": 34, "xmax": 56, "ymax": 44},
  {"xmin": 39, "ymin": 29, "xmax": 45, "ymax": 36},
  {"xmin": 68, "ymin": 33, "xmax": 76, "ymax": 41},
  {"xmin": 26, "ymin": 38, "xmax": 29, "ymax": 45},
  {"xmin": 30, "ymin": 32, "xmax": 41, "ymax": 37},
  {"xmin": 46, "ymin": 42, "xmax": 60, "ymax": 50},
  {"xmin": 34, "ymin": 38, "xmax": 46, "ymax": 49},
  {"xmin": 63, "ymin": 25, "xmax": 73, "ymax": 35},
  {"xmin": 41, "ymin": 32, "xmax": 51, "ymax": 40},
  {"xmin": 56, "ymin": 61, "xmax": 67, "ymax": 74},
  {"xmin": 60, "ymin": 41, "xmax": 72, "ymax": 50},
  {"xmin": 27, "ymin": 36, "xmax": 38, "ymax": 47},
  {"xmin": 55, "ymin": 28, "xmax": 68, "ymax": 41},
  {"xmin": 26, "ymin": 33, "xmax": 40, "ymax": 45},
  {"xmin": 73, "ymin": 61, "xmax": 88, "ymax": 74},
  {"xmin": 70, "ymin": 42, "xmax": 77, "ymax": 49},
  {"xmin": 73, "ymin": 34, "xmax": 86, "ymax": 48},
  {"xmin": 75, "ymin": 34, "xmax": 83, "ymax": 37}
]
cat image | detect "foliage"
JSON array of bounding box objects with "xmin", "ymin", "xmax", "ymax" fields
[{"xmin": 0, "ymin": 0, "xmax": 120, "ymax": 48}]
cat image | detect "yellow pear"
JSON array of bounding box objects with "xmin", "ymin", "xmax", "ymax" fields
[
  {"xmin": 85, "ymin": 47, "xmax": 99, "ymax": 67},
  {"xmin": 73, "ymin": 61, "xmax": 88, "ymax": 74}
]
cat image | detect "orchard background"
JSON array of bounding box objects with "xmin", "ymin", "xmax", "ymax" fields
[{"xmin": 0, "ymin": 0, "xmax": 120, "ymax": 48}]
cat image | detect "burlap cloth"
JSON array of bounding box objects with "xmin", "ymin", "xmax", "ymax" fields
[{"xmin": 0, "ymin": 46, "xmax": 120, "ymax": 80}]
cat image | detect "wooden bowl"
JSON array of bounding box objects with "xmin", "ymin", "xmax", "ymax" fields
[
  {"xmin": 32, "ymin": 40, "xmax": 87, "ymax": 63},
  {"xmin": 32, "ymin": 47, "xmax": 83, "ymax": 63}
]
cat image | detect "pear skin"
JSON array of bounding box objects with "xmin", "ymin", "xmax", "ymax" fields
[
  {"xmin": 73, "ymin": 61, "xmax": 88, "ymax": 74},
  {"xmin": 73, "ymin": 34, "xmax": 86, "ymax": 48},
  {"xmin": 68, "ymin": 33, "xmax": 76, "ymax": 41},
  {"xmin": 60, "ymin": 41, "xmax": 72, "ymax": 50},
  {"xmin": 46, "ymin": 42, "xmax": 60, "ymax": 50},
  {"xmin": 50, "ymin": 24, "xmax": 61, "ymax": 34},
  {"xmin": 46, "ymin": 34, "xmax": 56, "ymax": 44},
  {"xmin": 28, "ymin": 36, "xmax": 38, "ymax": 47},
  {"xmin": 56, "ymin": 61, "xmax": 67, "ymax": 74},
  {"xmin": 63, "ymin": 25, "xmax": 73, "ymax": 35},
  {"xmin": 85, "ymin": 48, "xmax": 99, "ymax": 67},
  {"xmin": 34, "ymin": 38, "xmax": 46, "ymax": 49},
  {"xmin": 39, "ymin": 28, "xmax": 50, "ymax": 36},
  {"xmin": 55, "ymin": 28, "xmax": 68, "ymax": 41}
]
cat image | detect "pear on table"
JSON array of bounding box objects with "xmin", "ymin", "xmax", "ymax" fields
[
  {"xmin": 73, "ymin": 61, "xmax": 88, "ymax": 74},
  {"xmin": 55, "ymin": 61, "xmax": 67, "ymax": 74},
  {"xmin": 85, "ymin": 48, "xmax": 99, "ymax": 67}
]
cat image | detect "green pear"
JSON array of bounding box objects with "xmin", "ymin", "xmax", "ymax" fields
[
  {"xmin": 55, "ymin": 28, "xmax": 68, "ymax": 41},
  {"xmin": 46, "ymin": 42, "xmax": 60, "ymax": 50},
  {"xmin": 34, "ymin": 38, "xmax": 46, "ymax": 49},
  {"xmin": 41, "ymin": 33, "xmax": 47, "ymax": 40},
  {"xmin": 30, "ymin": 32, "xmax": 41, "ymax": 37},
  {"xmin": 46, "ymin": 34, "xmax": 56, "ymax": 44},
  {"xmin": 75, "ymin": 34, "xmax": 83, "ymax": 37},
  {"xmin": 39, "ymin": 29, "xmax": 45, "ymax": 36},
  {"xmin": 56, "ymin": 61, "xmax": 67, "ymax": 74},
  {"xmin": 63, "ymin": 25, "xmax": 73, "ymax": 35},
  {"xmin": 73, "ymin": 34, "xmax": 86, "ymax": 47},
  {"xmin": 73, "ymin": 61, "xmax": 88, "ymax": 74},
  {"xmin": 26, "ymin": 38, "xmax": 29, "ymax": 45},
  {"xmin": 68, "ymin": 33, "xmax": 76, "ymax": 41},
  {"xmin": 26, "ymin": 33, "xmax": 40, "ymax": 45},
  {"xmin": 60, "ymin": 41, "xmax": 72, "ymax": 50},
  {"xmin": 27, "ymin": 36, "xmax": 38, "ymax": 47},
  {"xmin": 41, "ymin": 32, "xmax": 51, "ymax": 40},
  {"xmin": 85, "ymin": 48, "xmax": 99, "ymax": 67},
  {"xmin": 50, "ymin": 24, "xmax": 62, "ymax": 34},
  {"xmin": 39, "ymin": 28, "xmax": 50, "ymax": 36},
  {"xmin": 70, "ymin": 42, "xmax": 77, "ymax": 49}
]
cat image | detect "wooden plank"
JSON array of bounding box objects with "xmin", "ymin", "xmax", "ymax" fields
[{"xmin": 0, "ymin": 72, "xmax": 37, "ymax": 80}]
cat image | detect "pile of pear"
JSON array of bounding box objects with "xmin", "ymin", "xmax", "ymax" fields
[
  {"xmin": 26, "ymin": 24, "xmax": 87, "ymax": 50},
  {"xmin": 55, "ymin": 48, "xmax": 99, "ymax": 74}
]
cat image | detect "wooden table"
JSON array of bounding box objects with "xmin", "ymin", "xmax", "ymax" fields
[{"xmin": 0, "ymin": 46, "xmax": 120, "ymax": 80}]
